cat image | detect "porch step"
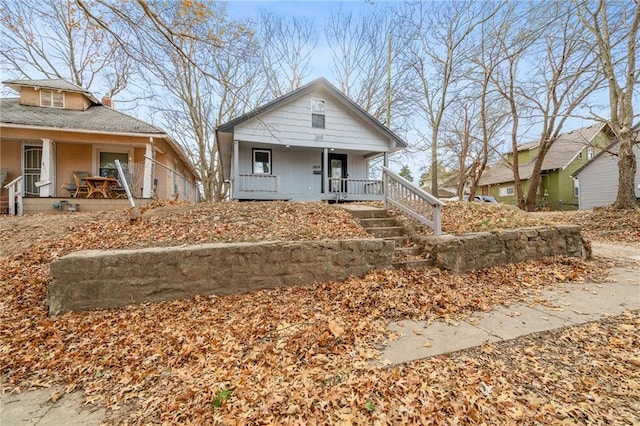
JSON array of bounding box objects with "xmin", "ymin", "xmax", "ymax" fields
[
  {"xmin": 384, "ymin": 235, "xmax": 412, "ymax": 247},
  {"xmin": 393, "ymin": 258, "xmax": 434, "ymax": 269},
  {"xmin": 394, "ymin": 246, "xmax": 424, "ymax": 258},
  {"xmin": 340, "ymin": 205, "xmax": 389, "ymax": 219},
  {"xmin": 366, "ymin": 226, "xmax": 407, "ymax": 238},
  {"xmin": 358, "ymin": 217, "xmax": 397, "ymax": 228}
]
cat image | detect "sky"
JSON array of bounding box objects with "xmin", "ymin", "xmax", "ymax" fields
[{"xmin": 225, "ymin": 0, "xmax": 379, "ymax": 80}]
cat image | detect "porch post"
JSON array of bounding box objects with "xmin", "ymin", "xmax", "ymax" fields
[
  {"xmin": 323, "ymin": 148, "xmax": 329, "ymax": 195},
  {"xmin": 37, "ymin": 138, "xmax": 55, "ymax": 197},
  {"xmin": 142, "ymin": 142, "xmax": 153, "ymax": 198},
  {"xmin": 232, "ymin": 140, "xmax": 239, "ymax": 197},
  {"xmin": 383, "ymin": 152, "xmax": 389, "ymax": 209}
]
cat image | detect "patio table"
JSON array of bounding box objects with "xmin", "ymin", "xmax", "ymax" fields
[{"xmin": 84, "ymin": 176, "xmax": 120, "ymax": 198}]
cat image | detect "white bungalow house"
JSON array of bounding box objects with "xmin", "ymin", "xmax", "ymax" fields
[
  {"xmin": 216, "ymin": 78, "xmax": 407, "ymax": 201},
  {"xmin": 572, "ymin": 123, "xmax": 640, "ymax": 210}
]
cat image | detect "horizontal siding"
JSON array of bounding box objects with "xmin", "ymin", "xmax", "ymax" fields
[
  {"xmin": 234, "ymin": 87, "xmax": 391, "ymax": 152},
  {"xmin": 577, "ymin": 145, "xmax": 640, "ymax": 209},
  {"xmin": 237, "ymin": 144, "xmax": 369, "ymax": 195}
]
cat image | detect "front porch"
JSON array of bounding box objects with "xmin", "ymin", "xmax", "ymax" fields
[
  {"xmin": 20, "ymin": 197, "xmax": 155, "ymax": 215},
  {"xmin": 234, "ymin": 173, "xmax": 384, "ymax": 201}
]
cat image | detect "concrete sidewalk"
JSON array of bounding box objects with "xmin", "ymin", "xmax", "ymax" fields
[
  {"xmin": 2, "ymin": 243, "xmax": 639, "ymax": 425},
  {"xmin": 383, "ymin": 243, "xmax": 640, "ymax": 364}
]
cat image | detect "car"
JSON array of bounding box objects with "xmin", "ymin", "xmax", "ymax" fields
[{"xmin": 462, "ymin": 195, "xmax": 498, "ymax": 203}]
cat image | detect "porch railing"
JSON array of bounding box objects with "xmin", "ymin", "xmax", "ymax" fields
[
  {"xmin": 328, "ymin": 178, "xmax": 383, "ymax": 195},
  {"xmin": 382, "ymin": 166, "xmax": 445, "ymax": 236},
  {"xmin": 237, "ymin": 174, "xmax": 280, "ymax": 193},
  {"xmin": 3, "ymin": 176, "xmax": 24, "ymax": 216}
]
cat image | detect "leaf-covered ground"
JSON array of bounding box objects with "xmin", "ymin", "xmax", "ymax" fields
[{"xmin": 1, "ymin": 201, "xmax": 639, "ymax": 424}]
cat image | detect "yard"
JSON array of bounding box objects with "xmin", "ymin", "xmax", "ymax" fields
[{"xmin": 1, "ymin": 202, "xmax": 639, "ymax": 424}]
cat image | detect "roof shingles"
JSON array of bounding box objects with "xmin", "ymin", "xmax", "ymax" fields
[{"xmin": 1, "ymin": 99, "xmax": 165, "ymax": 135}]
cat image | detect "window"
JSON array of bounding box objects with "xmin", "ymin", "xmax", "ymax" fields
[
  {"xmin": 499, "ymin": 186, "xmax": 515, "ymax": 197},
  {"xmin": 253, "ymin": 149, "xmax": 271, "ymax": 174},
  {"xmin": 574, "ymin": 179, "xmax": 579, "ymax": 197},
  {"xmin": 311, "ymin": 98, "xmax": 325, "ymax": 129},
  {"xmin": 587, "ymin": 147, "xmax": 594, "ymax": 159},
  {"xmin": 99, "ymin": 152, "xmax": 128, "ymax": 178},
  {"xmin": 40, "ymin": 90, "xmax": 64, "ymax": 108}
]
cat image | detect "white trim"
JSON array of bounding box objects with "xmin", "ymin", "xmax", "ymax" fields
[
  {"xmin": 1, "ymin": 123, "xmax": 168, "ymax": 139},
  {"xmin": 92, "ymin": 144, "xmax": 133, "ymax": 176},
  {"xmin": 143, "ymin": 143, "xmax": 154, "ymax": 198}
]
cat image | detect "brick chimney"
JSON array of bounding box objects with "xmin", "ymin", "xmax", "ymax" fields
[{"xmin": 101, "ymin": 96, "xmax": 113, "ymax": 108}]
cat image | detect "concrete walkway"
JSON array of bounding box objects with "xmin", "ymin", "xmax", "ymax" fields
[
  {"xmin": 383, "ymin": 242, "xmax": 640, "ymax": 364},
  {"xmin": 2, "ymin": 243, "xmax": 638, "ymax": 424}
]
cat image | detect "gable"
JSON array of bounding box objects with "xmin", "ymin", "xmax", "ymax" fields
[{"xmin": 232, "ymin": 86, "xmax": 393, "ymax": 151}]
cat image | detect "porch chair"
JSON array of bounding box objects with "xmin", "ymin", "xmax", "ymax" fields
[{"xmin": 72, "ymin": 172, "xmax": 90, "ymax": 198}]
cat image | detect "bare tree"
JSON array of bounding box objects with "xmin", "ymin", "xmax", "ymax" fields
[
  {"xmin": 577, "ymin": 0, "xmax": 640, "ymax": 209},
  {"xmin": 1, "ymin": 0, "xmax": 129, "ymax": 96},
  {"xmin": 135, "ymin": 2, "xmax": 262, "ymax": 201},
  {"xmin": 259, "ymin": 11, "xmax": 317, "ymax": 98},
  {"xmin": 324, "ymin": 6, "xmax": 412, "ymax": 126},
  {"xmin": 519, "ymin": 2, "xmax": 602, "ymax": 211},
  {"xmin": 399, "ymin": 1, "xmax": 503, "ymax": 196},
  {"xmin": 488, "ymin": 3, "xmax": 543, "ymax": 209}
]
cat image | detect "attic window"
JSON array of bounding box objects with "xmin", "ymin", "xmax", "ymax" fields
[
  {"xmin": 311, "ymin": 98, "xmax": 325, "ymax": 129},
  {"xmin": 587, "ymin": 147, "xmax": 594, "ymax": 159},
  {"xmin": 40, "ymin": 90, "xmax": 64, "ymax": 108}
]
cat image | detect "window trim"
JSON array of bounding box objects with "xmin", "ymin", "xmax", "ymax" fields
[
  {"xmin": 499, "ymin": 186, "xmax": 515, "ymax": 197},
  {"xmin": 40, "ymin": 90, "xmax": 64, "ymax": 108},
  {"xmin": 311, "ymin": 98, "xmax": 325, "ymax": 129},
  {"xmin": 252, "ymin": 148, "xmax": 272, "ymax": 175}
]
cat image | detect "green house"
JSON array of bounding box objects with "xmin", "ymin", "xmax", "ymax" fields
[{"xmin": 478, "ymin": 123, "xmax": 615, "ymax": 210}]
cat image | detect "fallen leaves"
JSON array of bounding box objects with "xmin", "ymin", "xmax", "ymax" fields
[{"xmin": 0, "ymin": 201, "xmax": 638, "ymax": 424}]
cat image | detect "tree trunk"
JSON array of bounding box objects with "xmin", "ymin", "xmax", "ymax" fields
[{"xmin": 613, "ymin": 131, "xmax": 639, "ymax": 209}]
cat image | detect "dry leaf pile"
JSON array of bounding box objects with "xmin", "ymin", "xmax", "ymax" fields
[
  {"xmin": 1, "ymin": 201, "xmax": 638, "ymax": 424},
  {"xmin": 539, "ymin": 206, "xmax": 640, "ymax": 246},
  {"xmin": 440, "ymin": 202, "xmax": 552, "ymax": 235}
]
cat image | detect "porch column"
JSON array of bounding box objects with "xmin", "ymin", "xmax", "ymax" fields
[
  {"xmin": 37, "ymin": 138, "xmax": 55, "ymax": 197},
  {"xmin": 383, "ymin": 152, "xmax": 389, "ymax": 209},
  {"xmin": 142, "ymin": 142, "xmax": 153, "ymax": 198},
  {"xmin": 232, "ymin": 140, "xmax": 239, "ymax": 197},
  {"xmin": 322, "ymin": 148, "xmax": 329, "ymax": 195}
]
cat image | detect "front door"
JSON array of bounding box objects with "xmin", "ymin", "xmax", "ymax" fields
[
  {"xmin": 23, "ymin": 145, "xmax": 42, "ymax": 196},
  {"xmin": 328, "ymin": 153, "xmax": 347, "ymax": 193}
]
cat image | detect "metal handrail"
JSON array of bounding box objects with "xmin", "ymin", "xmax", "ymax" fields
[
  {"xmin": 382, "ymin": 166, "xmax": 445, "ymax": 236},
  {"xmin": 3, "ymin": 176, "xmax": 24, "ymax": 216}
]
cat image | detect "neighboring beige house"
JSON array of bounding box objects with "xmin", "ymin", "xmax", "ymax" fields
[
  {"xmin": 0, "ymin": 79, "xmax": 199, "ymax": 214},
  {"xmin": 572, "ymin": 123, "xmax": 640, "ymax": 210},
  {"xmin": 216, "ymin": 78, "xmax": 407, "ymax": 201}
]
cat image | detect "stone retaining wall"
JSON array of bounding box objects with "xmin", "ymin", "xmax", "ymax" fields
[
  {"xmin": 421, "ymin": 225, "xmax": 585, "ymax": 273},
  {"xmin": 47, "ymin": 239, "xmax": 394, "ymax": 316}
]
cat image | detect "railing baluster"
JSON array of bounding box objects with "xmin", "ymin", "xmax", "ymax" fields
[{"xmin": 381, "ymin": 166, "xmax": 445, "ymax": 236}]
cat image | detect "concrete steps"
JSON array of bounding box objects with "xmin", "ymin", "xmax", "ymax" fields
[{"xmin": 341, "ymin": 205, "xmax": 432, "ymax": 269}]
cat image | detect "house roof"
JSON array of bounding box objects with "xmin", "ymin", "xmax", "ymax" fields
[
  {"xmin": 479, "ymin": 123, "xmax": 611, "ymax": 186},
  {"xmin": 1, "ymin": 98, "xmax": 166, "ymax": 135},
  {"xmin": 217, "ymin": 77, "xmax": 408, "ymax": 149},
  {"xmin": 572, "ymin": 121, "xmax": 640, "ymax": 177},
  {"xmin": 2, "ymin": 78, "xmax": 100, "ymax": 104}
]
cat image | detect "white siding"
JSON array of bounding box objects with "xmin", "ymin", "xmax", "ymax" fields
[
  {"xmin": 233, "ymin": 87, "xmax": 392, "ymax": 152},
  {"xmin": 577, "ymin": 144, "xmax": 640, "ymax": 209},
  {"xmin": 238, "ymin": 144, "xmax": 369, "ymax": 195}
]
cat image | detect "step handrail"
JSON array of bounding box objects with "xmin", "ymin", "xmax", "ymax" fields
[
  {"xmin": 383, "ymin": 166, "xmax": 445, "ymax": 236},
  {"xmin": 3, "ymin": 175, "xmax": 24, "ymax": 216}
]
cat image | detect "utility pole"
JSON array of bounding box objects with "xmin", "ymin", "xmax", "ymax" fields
[{"xmin": 386, "ymin": 33, "xmax": 392, "ymax": 128}]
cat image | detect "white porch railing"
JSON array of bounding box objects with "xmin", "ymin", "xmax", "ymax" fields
[
  {"xmin": 237, "ymin": 174, "xmax": 280, "ymax": 192},
  {"xmin": 328, "ymin": 178, "xmax": 383, "ymax": 195},
  {"xmin": 383, "ymin": 166, "xmax": 445, "ymax": 236},
  {"xmin": 3, "ymin": 176, "xmax": 24, "ymax": 216}
]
